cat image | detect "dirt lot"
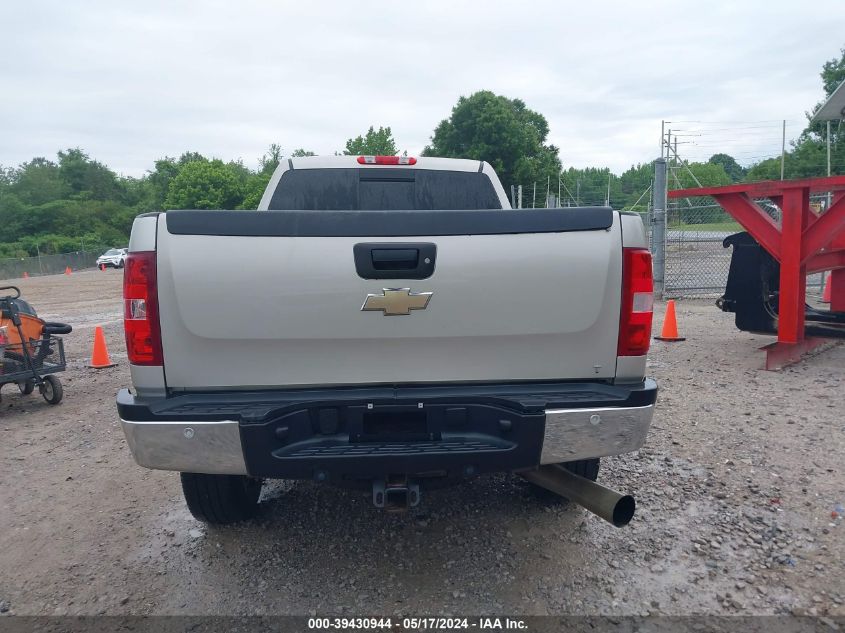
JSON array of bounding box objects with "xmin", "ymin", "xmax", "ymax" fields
[{"xmin": 0, "ymin": 269, "xmax": 843, "ymax": 617}]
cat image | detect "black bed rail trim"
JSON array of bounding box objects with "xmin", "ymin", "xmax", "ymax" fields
[
  {"xmin": 162, "ymin": 207, "xmax": 614, "ymax": 237},
  {"xmin": 117, "ymin": 379, "xmax": 657, "ymax": 424}
]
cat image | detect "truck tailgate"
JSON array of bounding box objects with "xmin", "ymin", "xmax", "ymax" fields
[{"xmin": 155, "ymin": 209, "xmax": 622, "ymax": 389}]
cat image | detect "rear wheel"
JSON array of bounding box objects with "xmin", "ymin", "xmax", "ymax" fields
[
  {"xmin": 18, "ymin": 380, "xmax": 35, "ymax": 395},
  {"xmin": 563, "ymin": 458, "xmax": 600, "ymax": 482},
  {"xmin": 180, "ymin": 472, "xmax": 262, "ymax": 524},
  {"xmin": 40, "ymin": 375, "xmax": 63, "ymax": 404}
]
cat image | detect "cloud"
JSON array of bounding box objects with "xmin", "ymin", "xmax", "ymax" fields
[{"xmin": 0, "ymin": 0, "xmax": 841, "ymax": 176}]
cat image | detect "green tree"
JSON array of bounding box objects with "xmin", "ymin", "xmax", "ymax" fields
[
  {"xmin": 708, "ymin": 153, "xmax": 745, "ymax": 182},
  {"xmin": 164, "ymin": 159, "xmax": 245, "ymax": 209},
  {"xmin": 0, "ymin": 193, "xmax": 30, "ymax": 242},
  {"xmin": 9, "ymin": 158, "xmax": 67, "ymax": 205},
  {"xmin": 57, "ymin": 148, "xmax": 122, "ymax": 201},
  {"xmin": 617, "ymin": 163, "xmax": 654, "ymax": 210},
  {"xmin": 672, "ymin": 161, "xmax": 732, "ymax": 190},
  {"xmin": 144, "ymin": 157, "xmax": 180, "ymax": 209},
  {"xmin": 344, "ymin": 126, "xmax": 397, "ymax": 156},
  {"xmin": 422, "ymin": 91, "xmax": 561, "ymax": 188},
  {"xmin": 241, "ymin": 172, "xmax": 272, "ymax": 210},
  {"xmin": 744, "ymin": 157, "xmax": 780, "ymax": 182},
  {"xmin": 241, "ymin": 147, "xmax": 317, "ymax": 209},
  {"xmin": 259, "ymin": 143, "xmax": 284, "ymax": 175},
  {"xmin": 801, "ymin": 47, "xmax": 845, "ymax": 144},
  {"xmin": 746, "ymin": 48, "xmax": 845, "ymax": 181}
]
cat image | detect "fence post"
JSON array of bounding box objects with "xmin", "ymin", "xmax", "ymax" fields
[{"xmin": 652, "ymin": 158, "xmax": 667, "ymax": 299}]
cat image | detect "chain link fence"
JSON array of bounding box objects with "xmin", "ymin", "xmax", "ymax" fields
[
  {"xmin": 663, "ymin": 195, "xmax": 738, "ymax": 297},
  {"xmin": 507, "ymin": 179, "xmax": 649, "ymax": 212},
  {"xmin": 662, "ymin": 192, "xmax": 830, "ymax": 298},
  {"xmin": 505, "ymin": 154, "xmax": 835, "ymax": 300},
  {"xmin": 0, "ymin": 250, "xmax": 107, "ymax": 281}
]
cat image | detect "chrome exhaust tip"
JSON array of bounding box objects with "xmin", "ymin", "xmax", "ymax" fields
[{"xmin": 521, "ymin": 464, "xmax": 636, "ymax": 528}]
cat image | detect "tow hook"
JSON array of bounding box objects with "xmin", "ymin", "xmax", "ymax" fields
[{"xmin": 373, "ymin": 476, "xmax": 420, "ymax": 512}]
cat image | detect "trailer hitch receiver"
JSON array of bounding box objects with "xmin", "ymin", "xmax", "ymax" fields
[{"xmin": 373, "ymin": 477, "xmax": 420, "ymax": 512}]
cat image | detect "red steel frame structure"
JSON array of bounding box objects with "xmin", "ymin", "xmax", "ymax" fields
[{"xmin": 669, "ymin": 176, "xmax": 845, "ymax": 369}]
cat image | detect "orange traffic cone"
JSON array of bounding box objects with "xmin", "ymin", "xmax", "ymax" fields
[
  {"xmin": 64, "ymin": 266, "xmax": 72, "ymax": 275},
  {"xmin": 22, "ymin": 271, "xmax": 29, "ymax": 279},
  {"xmin": 100, "ymin": 264, "xmax": 106, "ymax": 271},
  {"xmin": 89, "ymin": 325, "xmax": 117, "ymax": 368},
  {"xmin": 655, "ymin": 300, "xmax": 686, "ymax": 341},
  {"xmin": 821, "ymin": 276, "xmax": 832, "ymax": 304}
]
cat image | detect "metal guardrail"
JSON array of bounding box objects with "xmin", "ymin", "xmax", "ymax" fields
[{"xmin": 0, "ymin": 250, "xmax": 106, "ymax": 280}]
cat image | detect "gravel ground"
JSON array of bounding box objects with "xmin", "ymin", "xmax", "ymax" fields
[{"xmin": 0, "ymin": 269, "xmax": 843, "ymax": 617}]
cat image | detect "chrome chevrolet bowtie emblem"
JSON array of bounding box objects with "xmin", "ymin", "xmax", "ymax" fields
[{"xmin": 361, "ymin": 288, "xmax": 433, "ymax": 316}]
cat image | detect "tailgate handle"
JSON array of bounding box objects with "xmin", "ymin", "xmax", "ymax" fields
[
  {"xmin": 371, "ymin": 248, "xmax": 418, "ymax": 270},
  {"xmin": 354, "ymin": 243, "xmax": 436, "ymax": 280}
]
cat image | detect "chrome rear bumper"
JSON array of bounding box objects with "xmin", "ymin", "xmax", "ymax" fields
[
  {"xmin": 539, "ymin": 405, "xmax": 653, "ymax": 464},
  {"xmin": 121, "ymin": 418, "xmax": 248, "ymax": 475},
  {"xmin": 120, "ymin": 403, "xmax": 654, "ymax": 476}
]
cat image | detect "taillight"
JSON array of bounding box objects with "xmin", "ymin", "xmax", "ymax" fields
[
  {"xmin": 357, "ymin": 155, "xmax": 417, "ymax": 165},
  {"xmin": 123, "ymin": 251, "xmax": 163, "ymax": 366},
  {"xmin": 617, "ymin": 248, "xmax": 654, "ymax": 356}
]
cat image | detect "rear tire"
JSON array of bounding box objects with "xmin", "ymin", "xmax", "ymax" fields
[
  {"xmin": 18, "ymin": 380, "xmax": 35, "ymax": 395},
  {"xmin": 180, "ymin": 472, "xmax": 262, "ymax": 524},
  {"xmin": 40, "ymin": 375, "xmax": 63, "ymax": 405},
  {"xmin": 563, "ymin": 458, "xmax": 600, "ymax": 482}
]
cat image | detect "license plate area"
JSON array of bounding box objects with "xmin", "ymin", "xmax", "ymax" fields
[
  {"xmin": 245, "ymin": 400, "xmax": 547, "ymax": 479},
  {"xmin": 355, "ymin": 409, "xmax": 436, "ymax": 443}
]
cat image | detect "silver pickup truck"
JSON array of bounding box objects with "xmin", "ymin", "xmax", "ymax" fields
[{"xmin": 117, "ymin": 155, "xmax": 657, "ymax": 526}]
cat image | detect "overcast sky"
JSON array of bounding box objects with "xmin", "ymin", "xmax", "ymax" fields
[{"xmin": 1, "ymin": 1, "xmax": 841, "ymax": 177}]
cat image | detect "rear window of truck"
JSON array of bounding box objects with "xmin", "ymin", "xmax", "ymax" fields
[{"xmin": 267, "ymin": 168, "xmax": 502, "ymax": 211}]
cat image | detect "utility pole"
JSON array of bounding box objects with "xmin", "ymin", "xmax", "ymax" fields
[
  {"xmin": 605, "ymin": 172, "xmax": 611, "ymax": 207},
  {"xmin": 780, "ymin": 119, "xmax": 786, "ymax": 180},
  {"xmin": 666, "ymin": 140, "xmax": 703, "ymax": 188},
  {"xmin": 545, "ymin": 175, "xmax": 550, "ymax": 208},
  {"xmin": 660, "ymin": 120, "xmax": 665, "ymax": 159},
  {"xmin": 36, "ymin": 243, "xmax": 43, "ymax": 275},
  {"xmin": 532, "ymin": 182, "xmax": 536, "ymax": 208},
  {"xmin": 558, "ymin": 173, "xmax": 561, "ymax": 208},
  {"xmin": 822, "ymin": 120, "xmax": 833, "ymax": 291},
  {"xmin": 666, "ymin": 129, "xmax": 672, "ymax": 168},
  {"xmin": 510, "ymin": 185, "xmax": 516, "ymax": 209},
  {"xmin": 652, "ymin": 158, "xmax": 668, "ymax": 298},
  {"xmin": 517, "ymin": 185, "xmax": 523, "ymax": 209},
  {"xmin": 576, "ymin": 179, "xmax": 580, "ymax": 206},
  {"xmin": 827, "ymin": 121, "xmax": 832, "ymax": 187}
]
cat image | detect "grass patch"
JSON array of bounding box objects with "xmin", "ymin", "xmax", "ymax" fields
[{"xmin": 668, "ymin": 221, "xmax": 742, "ymax": 232}]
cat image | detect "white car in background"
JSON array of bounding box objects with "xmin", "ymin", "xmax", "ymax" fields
[{"xmin": 96, "ymin": 248, "xmax": 127, "ymax": 269}]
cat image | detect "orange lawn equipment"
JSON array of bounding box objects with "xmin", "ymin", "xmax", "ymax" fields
[
  {"xmin": 1, "ymin": 303, "xmax": 46, "ymax": 351},
  {"xmin": 0, "ymin": 286, "xmax": 72, "ymax": 404}
]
